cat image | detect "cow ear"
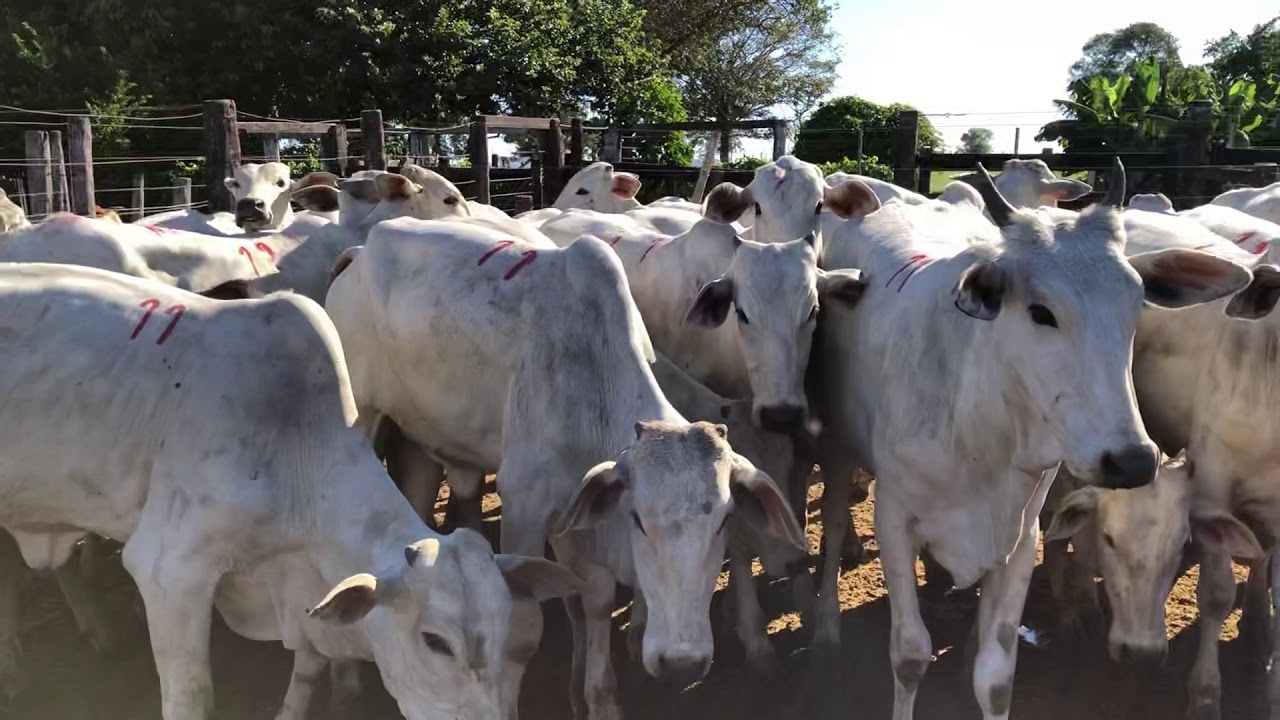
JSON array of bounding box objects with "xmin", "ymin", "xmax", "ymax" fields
[
  {"xmin": 822, "ymin": 179, "xmax": 880, "ymax": 219},
  {"xmin": 703, "ymin": 183, "xmax": 753, "ymax": 224},
  {"xmin": 495, "ymin": 555, "xmax": 586, "ymax": 601},
  {"xmin": 293, "ymin": 185, "xmax": 340, "ymax": 213},
  {"xmin": 1226, "ymin": 264, "xmax": 1280, "ymax": 320},
  {"xmin": 611, "ymin": 172, "xmax": 641, "ymax": 199},
  {"xmin": 292, "ymin": 171, "xmax": 341, "ymax": 191},
  {"xmin": 684, "ymin": 276, "xmax": 735, "ymax": 327},
  {"xmin": 1128, "ymin": 249, "xmax": 1252, "ymax": 309},
  {"xmin": 729, "ymin": 455, "xmax": 806, "ymax": 552},
  {"xmin": 1044, "ymin": 486, "xmax": 1100, "ymax": 543},
  {"xmin": 375, "ymin": 173, "xmax": 423, "ymax": 203},
  {"xmin": 1191, "ymin": 510, "xmax": 1264, "ymax": 564},
  {"xmin": 553, "ymin": 459, "xmax": 630, "ymax": 533},
  {"xmin": 954, "ymin": 260, "xmax": 1005, "ymax": 320},
  {"xmin": 307, "ymin": 572, "xmax": 404, "ymax": 625},
  {"xmin": 817, "ymin": 268, "xmax": 867, "ymax": 308},
  {"xmin": 1042, "ymin": 178, "xmax": 1092, "ymax": 201}
]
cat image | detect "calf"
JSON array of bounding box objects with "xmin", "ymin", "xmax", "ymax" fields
[
  {"xmin": 141, "ymin": 165, "xmax": 338, "ymax": 236},
  {"xmin": 811, "ymin": 159, "xmax": 1252, "ymax": 719},
  {"xmin": 0, "ymin": 262, "xmax": 579, "ymax": 720},
  {"xmin": 325, "ymin": 222, "xmax": 804, "ymax": 719}
]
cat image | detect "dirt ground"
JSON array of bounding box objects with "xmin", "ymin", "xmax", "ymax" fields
[{"xmin": 3, "ymin": 479, "xmax": 1269, "ymax": 720}]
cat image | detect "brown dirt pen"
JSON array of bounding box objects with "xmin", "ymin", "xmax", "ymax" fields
[{"xmin": 4, "ymin": 476, "xmax": 1265, "ymax": 720}]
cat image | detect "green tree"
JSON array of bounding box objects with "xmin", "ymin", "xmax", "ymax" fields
[
  {"xmin": 1067, "ymin": 22, "xmax": 1182, "ymax": 87},
  {"xmin": 1205, "ymin": 16, "xmax": 1280, "ymax": 145},
  {"xmin": 959, "ymin": 128, "xmax": 993, "ymax": 154},
  {"xmin": 792, "ymin": 95, "xmax": 942, "ymax": 166}
]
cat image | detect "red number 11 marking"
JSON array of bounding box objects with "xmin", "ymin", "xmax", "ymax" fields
[{"xmin": 130, "ymin": 299, "xmax": 186, "ymax": 345}]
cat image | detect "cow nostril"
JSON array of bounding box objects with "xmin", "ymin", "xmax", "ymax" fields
[
  {"xmin": 1099, "ymin": 445, "xmax": 1157, "ymax": 490},
  {"xmin": 253, "ymin": 199, "xmax": 266, "ymax": 210}
]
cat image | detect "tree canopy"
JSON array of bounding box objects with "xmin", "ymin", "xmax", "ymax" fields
[
  {"xmin": 792, "ymin": 95, "xmax": 942, "ymax": 166},
  {"xmin": 959, "ymin": 128, "xmax": 993, "ymax": 154},
  {"xmin": 1067, "ymin": 22, "xmax": 1182, "ymax": 87}
]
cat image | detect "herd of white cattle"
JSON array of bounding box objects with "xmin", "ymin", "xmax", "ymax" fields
[{"xmin": 0, "ymin": 153, "xmax": 1279, "ymax": 720}]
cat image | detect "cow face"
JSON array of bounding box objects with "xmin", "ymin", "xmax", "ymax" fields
[
  {"xmin": 308, "ymin": 530, "xmax": 582, "ymax": 720},
  {"xmin": 554, "ymin": 421, "xmax": 804, "ymax": 687},
  {"xmin": 685, "ymin": 235, "xmax": 867, "ymax": 432},
  {"xmin": 225, "ymin": 162, "xmax": 295, "ymax": 231},
  {"xmin": 554, "ymin": 162, "xmax": 642, "ymax": 213},
  {"xmin": 962, "ymin": 160, "xmax": 1253, "ymax": 490},
  {"xmin": 957, "ymin": 159, "xmax": 1092, "ymax": 211},
  {"xmin": 1046, "ymin": 458, "xmax": 1263, "ymax": 664},
  {"xmin": 352, "ymin": 166, "xmax": 470, "ymax": 227}
]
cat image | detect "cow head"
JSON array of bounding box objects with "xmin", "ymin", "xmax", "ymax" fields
[
  {"xmin": 553, "ymin": 162, "xmax": 642, "ymax": 213},
  {"xmin": 308, "ymin": 529, "xmax": 583, "ymax": 720},
  {"xmin": 554, "ymin": 421, "xmax": 804, "ymax": 687},
  {"xmin": 224, "ymin": 162, "xmax": 297, "ymax": 230},
  {"xmin": 348, "ymin": 164, "xmax": 470, "ymax": 227},
  {"xmin": 962, "ymin": 159, "xmax": 1252, "ymax": 489},
  {"xmin": 702, "ymin": 156, "xmax": 876, "ymax": 254},
  {"xmin": 684, "ymin": 229, "xmax": 869, "ymax": 432},
  {"xmin": 1128, "ymin": 193, "xmax": 1175, "ymax": 215},
  {"xmin": 957, "ymin": 159, "xmax": 1092, "ymax": 212},
  {"xmin": 1046, "ymin": 457, "xmax": 1263, "ymax": 664}
]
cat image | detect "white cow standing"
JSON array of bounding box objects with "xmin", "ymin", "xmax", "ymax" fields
[
  {"xmin": 325, "ymin": 221, "xmax": 805, "ymax": 720},
  {"xmin": 0, "ymin": 189, "xmax": 29, "ymax": 233},
  {"xmin": 141, "ymin": 163, "xmax": 336, "ymax": 236},
  {"xmin": 1211, "ymin": 180, "xmax": 1280, "ymax": 224},
  {"xmin": 809, "ymin": 160, "xmax": 1253, "ymax": 720},
  {"xmin": 0, "ymin": 263, "xmax": 583, "ymax": 720},
  {"xmin": 552, "ymin": 162, "xmax": 701, "ymax": 235}
]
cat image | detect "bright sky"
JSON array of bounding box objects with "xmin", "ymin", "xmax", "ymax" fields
[{"xmin": 826, "ymin": 1, "xmax": 1273, "ymax": 153}]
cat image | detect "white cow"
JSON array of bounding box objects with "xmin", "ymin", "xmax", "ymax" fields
[
  {"xmin": 0, "ymin": 213, "xmax": 281, "ymax": 294},
  {"xmin": 951, "ymin": 159, "xmax": 1093, "ymax": 213},
  {"xmin": 1211, "ymin": 180, "xmax": 1280, "ymax": 224},
  {"xmin": 809, "ymin": 160, "xmax": 1253, "ymax": 720},
  {"xmin": 0, "ymin": 189, "xmax": 29, "ymax": 233},
  {"xmin": 1180, "ymin": 204, "xmax": 1280, "ymax": 260},
  {"xmin": 325, "ymin": 222, "xmax": 805, "ymax": 720},
  {"xmin": 552, "ymin": 162, "xmax": 703, "ymax": 235},
  {"xmin": 0, "ymin": 262, "xmax": 582, "ymax": 720},
  {"xmin": 142, "ymin": 163, "xmax": 337, "ymax": 236},
  {"xmin": 388, "ymin": 163, "xmax": 554, "ymax": 246}
]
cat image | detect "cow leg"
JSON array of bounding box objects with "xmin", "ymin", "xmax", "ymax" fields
[
  {"xmin": 0, "ymin": 531, "xmax": 24, "ymax": 699},
  {"xmin": 328, "ymin": 660, "xmax": 362, "ymax": 716},
  {"xmin": 496, "ymin": 486, "xmax": 557, "ymax": 719},
  {"xmin": 878, "ymin": 497, "xmax": 932, "ymax": 720},
  {"xmin": 274, "ymin": 647, "xmax": 327, "ymax": 720},
  {"xmin": 813, "ymin": 456, "xmax": 853, "ymax": 648},
  {"xmin": 1241, "ymin": 555, "xmax": 1272, "ymax": 655},
  {"xmin": 728, "ymin": 536, "xmax": 775, "ymax": 675},
  {"xmin": 970, "ymin": 516, "xmax": 1040, "ymax": 720},
  {"xmin": 1188, "ymin": 551, "xmax": 1235, "ymax": 720},
  {"xmin": 445, "ymin": 465, "xmax": 486, "ymax": 533},
  {"xmin": 121, "ymin": 518, "xmax": 219, "ymax": 720},
  {"xmin": 385, "ymin": 429, "xmax": 444, "ymax": 527},
  {"xmin": 53, "ymin": 556, "xmax": 115, "ymax": 654},
  {"xmin": 551, "ymin": 538, "xmax": 623, "ymax": 720},
  {"xmin": 566, "ymin": 595, "xmax": 589, "ymax": 720}
]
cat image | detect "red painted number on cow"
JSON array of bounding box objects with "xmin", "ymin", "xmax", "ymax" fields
[
  {"xmin": 1236, "ymin": 231, "xmax": 1270, "ymax": 256},
  {"xmin": 238, "ymin": 246, "xmax": 262, "ymax": 277},
  {"xmin": 254, "ymin": 242, "xmax": 277, "ymax": 261},
  {"xmin": 131, "ymin": 299, "xmax": 186, "ymax": 345},
  {"xmin": 477, "ymin": 240, "xmax": 537, "ymax": 280}
]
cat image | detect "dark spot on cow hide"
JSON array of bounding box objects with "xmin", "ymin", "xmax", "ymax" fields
[
  {"xmin": 174, "ymin": 382, "xmax": 182, "ymax": 389},
  {"xmin": 701, "ymin": 501, "xmax": 713, "ymax": 515}
]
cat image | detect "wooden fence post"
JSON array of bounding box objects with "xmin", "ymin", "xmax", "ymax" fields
[
  {"xmin": 1166, "ymin": 99, "xmax": 1213, "ymax": 208},
  {"xmin": 24, "ymin": 131, "xmax": 52, "ymax": 220},
  {"xmin": 408, "ymin": 131, "xmax": 427, "ymax": 165},
  {"xmin": 361, "ymin": 109, "xmax": 386, "ymax": 171},
  {"xmin": 692, "ymin": 132, "xmax": 720, "ymax": 203},
  {"xmin": 601, "ymin": 128, "xmax": 621, "ymax": 163},
  {"xmin": 173, "ymin": 177, "xmax": 192, "ymax": 209},
  {"xmin": 542, "ymin": 119, "xmax": 564, "ymax": 206},
  {"xmin": 322, "ymin": 124, "xmax": 348, "ymax": 176},
  {"xmin": 891, "ymin": 110, "xmax": 919, "ymax": 190},
  {"xmin": 203, "ymin": 100, "xmax": 240, "ymax": 214},
  {"xmin": 12, "ymin": 178, "xmax": 29, "ymax": 215},
  {"xmin": 916, "ymin": 147, "xmax": 933, "ymax": 196},
  {"xmin": 470, "ymin": 116, "xmax": 490, "ymax": 204},
  {"xmin": 569, "ymin": 118, "xmax": 584, "ymax": 166},
  {"xmin": 515, "ymin": 195, "xmax": 534, "ymax": 214},
  {"xmin": 131, "ymin": 173, "xmax": 146, "ymax": 221},
  {"xmin": 262, "ymin": 134, "xmax": 281, "ymax": 162},
  {"xmin": 530, "ymin": 158, "xmax": 543, "ymax": 210},
  {"xmin": 66, "ymin": 116, "xmax": 95, "ymax": 217},
  {"xmin": 771, "ymin": 119, "xmax": 788, "ymax": 160},
  {"xmin": 48, "ymin": 130, "xmax": 69, "ymax": 213}
]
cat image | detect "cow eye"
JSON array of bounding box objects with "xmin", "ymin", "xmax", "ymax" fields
[
  {"xmin": 630, "ymin": 510, "xmax": 646, "ymax": 536},
  {"xmin": 807, "ymin": 305, "xmax": 819, "ymax": 322},
  {"xmin": 443, "ymin": 195, "xmax": 459, "ymax": 206},
  {"xmin": 228, "ymin": 180, "xmax": 241, "ymax": 189},
  {"xmin": 735, "ymin": 308, "xmax": 749, "ymax": 325},
  {"xmin": 276, "ymin": 179, "xmax": 287, "ymax": 188},
  {"xmin": 575, "ymin": 188, "xmax": 590, "ymax": 196},
  {"xmin": 1103, "ymin": 533, "xmax": 1116, "ymax": 550},
  {"xmin": 422, "ymin": 632, "xmax": 454, "ymax": 657},
  {"xmin": 1028, "ymin": 304, "xmax": 1057, "ymax": 328}
]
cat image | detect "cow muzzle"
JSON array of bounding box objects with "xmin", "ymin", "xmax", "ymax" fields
[
  {"xmin": 652, "ymin": 653, "xmax": 711, "ymax": 688},
  {"xmin": 1098, "ymin": 443, "xmax": 1158, "ymax": 490},
  {"xmin": 235, "ymin": 198, "xmax": 270, "ymax": 228},
  {"xmin": 1110, "ymin": 641, "xmax": 1167, "ymax": 667},
  {"xmin": 756, "ymin": 404, "xmax": 805, "ymax": 433}
]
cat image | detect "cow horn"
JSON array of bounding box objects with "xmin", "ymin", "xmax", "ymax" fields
[
  {"xmin": 971, "ymin": 163, "xmax": 1015, "ymax": 228},
  {"xmin": 1105, "ymin": 156, "xmax": 1126, "ymax": 208}
]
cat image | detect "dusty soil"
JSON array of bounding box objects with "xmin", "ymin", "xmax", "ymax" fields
[{"xmin": 3, "ymin": 479, "xmax": 1268, "ymax": 720}]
